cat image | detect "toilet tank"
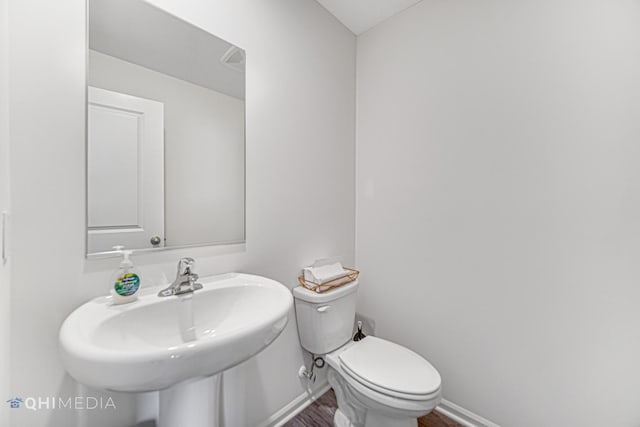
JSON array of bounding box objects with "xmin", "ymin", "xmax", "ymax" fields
[{"xmin": 293, "ymin": 281, "xmax": 359, "ymax": 355}]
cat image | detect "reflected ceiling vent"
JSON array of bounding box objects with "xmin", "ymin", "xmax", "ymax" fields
[{"xmin": 220, "ymin": 46, "xmax": 245, "ymax": 73}]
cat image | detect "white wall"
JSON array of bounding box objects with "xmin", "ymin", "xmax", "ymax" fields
[
  {"xmin": 89, "ymin": 50, "xmax": 245, "ymax": 248},
  {"xmin": 0, "ymin": 0, "xmax": 10, "ymax": 425},
  {"xmin": 8, "ymin": 0, "xmax": 355, "ymax": 426},
  {"xmin": 356, "ymin": 1, "xmax": 640, "ymax": 426}
]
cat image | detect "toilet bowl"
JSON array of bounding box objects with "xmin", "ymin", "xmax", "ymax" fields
[
  {"xmin": 326, "ymin": 337, "xmax": 441, "ymax": 427},
  {"xmin": 293, "ymin": 281, "xmax": 442, "ymax": 427}
]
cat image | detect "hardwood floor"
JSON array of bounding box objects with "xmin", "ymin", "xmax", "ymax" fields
[{"xmin": 284, "ymin": 389, "xmax": 462, "ymax": 427}]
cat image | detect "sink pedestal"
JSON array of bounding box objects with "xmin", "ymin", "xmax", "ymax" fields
[{"xmin": 159, "ymin": 375, "xmax": 220, "ymax": 427}]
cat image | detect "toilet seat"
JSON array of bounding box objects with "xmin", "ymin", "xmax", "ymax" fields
[{"xmin": 338, "ymin": 336, "xmax": 441, "ymax": 401}]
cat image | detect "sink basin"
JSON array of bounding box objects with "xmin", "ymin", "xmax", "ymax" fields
[{"xmin": 59, "ymin": 273, "xmax": 292, "ymax": 393}]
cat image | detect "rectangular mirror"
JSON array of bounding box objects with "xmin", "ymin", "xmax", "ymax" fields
[{"xmin": 87, "ymin": 0, "xmax": 245, "ymax": 255}]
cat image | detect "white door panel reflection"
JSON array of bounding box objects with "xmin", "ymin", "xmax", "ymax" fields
[{"xmin": 87, "ymin": 87, "xmax": 165, "ymax": 253}]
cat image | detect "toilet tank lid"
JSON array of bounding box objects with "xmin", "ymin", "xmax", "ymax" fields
[{"xmin": 293, "ymin": 280, "xmax": 359, "ymax": 303}]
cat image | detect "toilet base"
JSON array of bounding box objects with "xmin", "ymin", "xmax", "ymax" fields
[
  {"xmin": 334, "ymin": 409, "xmax": 354, "ymax": 427},
  {"xmin": 362, "ymin": 411, "xmax": 418, "ymax": 427},
  {"xmin": 329, "ymin": 367, "xmax": 426, "ymax": 427},
  {"xmin": 333, "ymin": 408, "xmax": 418, "ymax": 427}
]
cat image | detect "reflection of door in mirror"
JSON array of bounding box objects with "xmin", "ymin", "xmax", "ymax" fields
[{"xmin": 87, "ymin": 87, "xmax": 165, "ymax": 253}]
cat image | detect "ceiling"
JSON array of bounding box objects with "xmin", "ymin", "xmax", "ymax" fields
[
  {"xmin": 315, "ymin": 0, "xmax": 424, "ymax": 35},
  {"xmin": 89, "ymin": 0, "xmax": 245, "ymax": 99}
]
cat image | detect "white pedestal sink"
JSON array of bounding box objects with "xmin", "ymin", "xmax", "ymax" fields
[{"xmin": 59, "ymin": 273, "xmax": 292, "ymax": 427}]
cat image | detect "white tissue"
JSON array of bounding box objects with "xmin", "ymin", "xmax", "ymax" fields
[{"xmin": 303, "ymin": 261, "xmax": 347, "ymax": 285}]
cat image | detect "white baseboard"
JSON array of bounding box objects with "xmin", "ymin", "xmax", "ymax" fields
[
  {"xmin": 257, "ymin": 381, "xmax": 331, "ymax": 427},
  {"xmin": 436, "ymin": 398, "xmax": 501, "ymax": 427}
]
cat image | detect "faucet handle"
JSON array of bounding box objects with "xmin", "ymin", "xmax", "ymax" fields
[{"xmin": 177, "ymin": 257, "xmax": 195, "ymax": 275}]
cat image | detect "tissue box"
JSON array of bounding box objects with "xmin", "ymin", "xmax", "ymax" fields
[{"xmin": 299, "ymin": 264, "xmax": 360, "ymax": 293}]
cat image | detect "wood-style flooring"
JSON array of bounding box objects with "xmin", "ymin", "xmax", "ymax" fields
[{"xmin": 284, "ymin": 388, "xmax": 462, "ymax": 427}]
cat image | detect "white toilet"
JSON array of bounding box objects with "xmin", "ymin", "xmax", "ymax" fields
[{"xmin": 293, "ymin": 281, "xmax": 442, "ymax": 427}]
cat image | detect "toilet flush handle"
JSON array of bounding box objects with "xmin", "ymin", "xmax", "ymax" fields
[{"xmin": 316, "ymin": 305, "xmax": 331, "ymax": 313}]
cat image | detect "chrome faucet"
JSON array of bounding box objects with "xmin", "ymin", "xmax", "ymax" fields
[{"xmin": 158, "ymin": 257, "xmax": 203, "ymax": 297}]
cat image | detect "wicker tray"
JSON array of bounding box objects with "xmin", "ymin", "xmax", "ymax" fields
[{"xmin": 298, "ymin": 267, "xmax": 359, "ymax": 293}]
